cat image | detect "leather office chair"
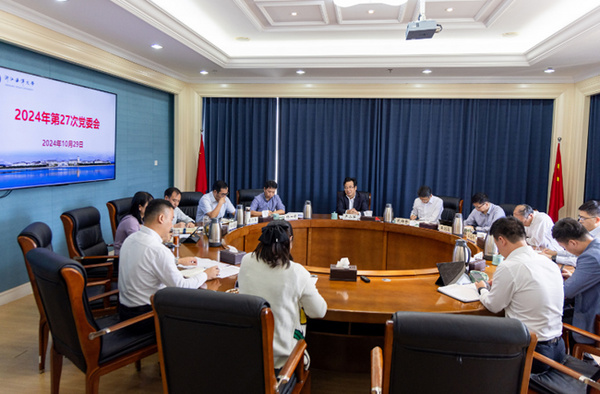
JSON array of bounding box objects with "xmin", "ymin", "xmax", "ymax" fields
[
  {"xmin": 17, "ymin": 222, "xmax": 117, "ymax": 373},
  {"xmin": 26, "ymin": 248, "xmax": 156, "ymax": 394},
  {"xmin": 178, "ymin": 191, "xmax": 203, "ymax": 219},
  {"xmin": 437, "ymin": 195, "xmax": 463, "ymax": 223},
  {"xmin": 371, "ymin": 312, "xmax": 536, "ymax": 394},
  {"xmin": 500, "ymin": 203, "xmax": 518, "ymax": 217},
  {"xmin": 236, "ymin": 188, "xmax": 264, "ymax": 209},
  {"xmin": 106, "ymin": 197, "xmax": 132, "ymax": 239},
  {"xmin": 60, "ymin": 206, "xmax": 118, "ymax": 277},
  {"xmin": 336, "ymin": 191, "xmax": 372, "ymax": 210},
  {"xmin": 152, "ymin": 287, "xmax": 310, "ymax": 394}
]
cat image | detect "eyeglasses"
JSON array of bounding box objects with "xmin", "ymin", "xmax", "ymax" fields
[
  {"xmin": 578, "ymin": 215, "xmax": 597, "ymax": 222},
  {"xmin": 217, "ymin": 192, "xmax": 229, "ymax": 197},
  {"xmin": 473, "ymin": 203, "xmax": 486, "ymax": 210}
]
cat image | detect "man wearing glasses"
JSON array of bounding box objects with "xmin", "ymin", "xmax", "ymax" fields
[
  {"xmin": 196, "ymin": 180, "xmax": 236, "ymax": 222},
  {"xmin": 464, "ymin": 192, "xmax": 506, "ymax": 232}
]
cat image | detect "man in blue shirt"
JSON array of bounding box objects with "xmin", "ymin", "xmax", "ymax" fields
[
  {"xmin": 464, "ymin": 192, "xmax": 506, "ymax": 232},
  {"xmin": 250, "ymin": 180, "xmax": 286, "ymax": 217},
  {"xmin": 196, "ymin": 180, "xmax": 236, "ymax": 222},
  {"xmin": 552, "ymin": 218, "xmax": 600, "ymax": 344}
]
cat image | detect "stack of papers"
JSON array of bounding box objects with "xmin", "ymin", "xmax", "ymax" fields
[
  {"xmin": 437, "ymin": 283, "xmax": 480, "ymax": 303},
  {"xmin": 180, "ymin": 258, "xmax": 240, "ymax": 279}
]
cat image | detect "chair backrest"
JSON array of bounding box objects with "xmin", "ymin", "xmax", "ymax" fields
[
  {"xmin": 500, "ymin": 203, "xmax": 518, "ymax": 217},
  {"xmin": 61, "ymin": 206, "xmax": 109, "ymax": 259},
  {"xmin": 178, "ymin": 191, "xmax": 203, "ymax": 219},
  {"xmin": 236, "ymin": 189, "xmax": 264, "ymax": 209},
  {"xmin": 153, "ymin": 287, "xmax": 274, "ymax": 394},
  {"xmin": 337, "ymin": 190, "xmax": 372, "ymax": 210},
  {"xmin": 385, "ymin": 312, "xmax": 534, "ymax": 394},
  {"xmin": 438, "ymin": 195, "xmax": 463, "ymax": 223},
  {"xmin": 26, "ymin": 248, "xmax": 98, "ymax": 372},
  {"xmin": 106, "ymin": 197, "xmax": 132, "ymax": 239}
]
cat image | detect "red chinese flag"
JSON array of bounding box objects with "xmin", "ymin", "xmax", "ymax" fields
[
  {"xmin": 548, "ymin": 143, "xmax": 564, "ymax": 222},
  {"xmin": 195, "ymin": 136, "xmax": 207, "ymax": 193}
]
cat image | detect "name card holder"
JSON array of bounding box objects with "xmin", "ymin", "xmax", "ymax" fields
[
  {"xmin": 341, "ymin": 213, "xmax": 361, "ymax": 221},
  {"xmin": 466, "ymin": 232, "xmax": 478, "ymax": 243},
  {"xmin": 246, "ymin": 217, "xmax": 259, "ymax": 225},
  {"xmin": 284, "ymin": 213, "xmax": 299, "ymax": 221},
  {"xmin": 393, "ymin": 218, "xmax": 411, "ymax": 225},
  {"xmin": 439, "ymin": 224, "xmax": 452, "ymax": 234}
]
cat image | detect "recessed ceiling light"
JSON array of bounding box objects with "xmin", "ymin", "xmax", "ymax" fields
[
  {"xmin": 56, "ymin": 0, "xmax": 68, "ymax": 2},
  {"xmin": 296, "ymin": 70, "xmax": 306, "ymax": 75},
  {"xmin": 334, "ymin": 0, "xmax": 408, "ymax": 6},
  {"xmin": 368, "ymin": 10, "xmax": 375, "ymax": 14},
  {"xmin": 445, "ymin": 7, "xmax": 453, "ymax": 12},
  {"xmin": 502, "ymin": 32, "xmax": 519, "ymax": 37},
  {"xmin": 291, "ymin": 11, "xmax": 298, "ymax": 16},
  {"xmin": 544, "ymin": 67, "xmax": 555, "ymax": 74},
  {"xmin": 235, "ymin": 37, "xmax": 250, "ymax": 42},
  {"xmin": 200, "ymin": 70, "xmax": 209, "ymax": 75},
  {"xmin": 151, "ymin": 44, "xmax": 163, "ymax": 50},
  {"xmin": 422, "ymin": 69, "xmax": 432, "ymax": 74}
]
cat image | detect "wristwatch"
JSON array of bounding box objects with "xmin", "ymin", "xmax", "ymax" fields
[{"xmin": 551, "ymin": 255, "xmax": 557, "ymax": 262}]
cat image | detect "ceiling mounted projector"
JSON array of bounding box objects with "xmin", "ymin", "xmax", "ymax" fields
[{"xmin": 405, "ymin": 20, "xmax": 441, "ymax": 40}]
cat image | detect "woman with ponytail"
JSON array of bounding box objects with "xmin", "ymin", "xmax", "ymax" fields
[{"xmin": 238, "ymin": 220, "xmax": 327, "ymax": 374}]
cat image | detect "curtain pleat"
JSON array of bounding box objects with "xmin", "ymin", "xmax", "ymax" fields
[{"xmin": 585, "ymin": 94, "xmax": 600, "ymax": 201}]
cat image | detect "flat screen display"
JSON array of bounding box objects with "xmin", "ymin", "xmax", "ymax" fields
[{"xmin": 0, "ymin": 66, "xmax": 116, "ymax": 191}]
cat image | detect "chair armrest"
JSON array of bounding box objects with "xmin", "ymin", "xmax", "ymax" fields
[
  {"xmin": 86, "ymin": 279, "xmax": 110, "ymax": 288},
  {"xmin": 75, "ymin": 255, "xmax": 118, "ymax": 261},
  {"xmin": 533, "ymin": 351, "xmax": 600, "ymax": 391},
  {"xmin": 564, "ymin": 323, "xmax": 600, "ymax": 343},
  {"xmin": 371, "ymin": 346, "xmax": 383, "ymax": 394},
  {"xmin": 276, "ymin": 339, "xmax": 307, "ymax": 388},
  {"xmin": 87, "ymin": 289, "xmax": 119, "ymax": 303},
  {"xmin": 88, "ymin": 311, "xmax": 153, "ymax": 340}
]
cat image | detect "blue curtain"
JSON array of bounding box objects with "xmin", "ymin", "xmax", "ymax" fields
[
  {"xmin": 585, "ymin": 93, "xmax": 600, "ymax": 201},
  {"xmin": 278, "ymin": 98, "xmax": 381, "ymax": 212},
  {"xmin": 203, "ymin": 97, "xmax": 277, "ymax": 199}
]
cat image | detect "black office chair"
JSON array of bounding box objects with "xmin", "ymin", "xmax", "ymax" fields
[
  {"xmin": 106, "ymin": 197, "xmax": 132, "ymax": 240},
  {"xmin": 61, "ymin": 206, "xmax": 119, "ymax": 281},
  {"xmin": 17, "ymin": 222, "xmax": 117, "ymax": 373},
  {"xmin": 500, "ymin": 203, "xmax": 518, "ymax": 217},
  {"xmin": 438, "ymin": 195, "xmax": 463, "ymax": 223},
  {"xmin": 152, "ymin": 287, "xmax": 310, "ymax": 394},
  {"xmin": 26, "ymin": 248, "xmax": 156, "ymax": 394},
  {"xmin": 178, "ymin": 191, "xmax": 203, "ymax": 219},
  {"xmin": 371, "ymin": 312, "xmax": 536, "ymax": 394},
  {"xmin": 236, "ymin": 188, "xmax": 264, "ymax": 209}
]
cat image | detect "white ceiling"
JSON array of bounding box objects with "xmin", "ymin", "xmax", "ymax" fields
[{"xmin": 2, "ymin": 0, "xmax": 600, "ymax": 84}]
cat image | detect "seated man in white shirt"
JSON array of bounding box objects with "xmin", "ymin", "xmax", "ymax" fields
[
  {"xmin": 195, "ymin": 180, "xmax": 236, "ymax": 223},
  {"xmin": 513, "ymin": 204, "xmax": 562, "ymax": 251},
  {"xmin": 409, "ymin": 185, "xmax": 443, "ymax": 223},
  {"xmin": 119, "ymin": 199, "xmax": 219, "ymax": 326},
  {"xmin": 475, "ymin": 217, "xmax": 565, "ymax": 373},
  {"xmin": 164, "ymin": 187, "xmax": 195, "ymax": 228}
]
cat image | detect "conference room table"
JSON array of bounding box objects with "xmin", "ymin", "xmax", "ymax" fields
[{"xmin": 179, "ymin": 216, "xmax": 494, "ymax": 371}]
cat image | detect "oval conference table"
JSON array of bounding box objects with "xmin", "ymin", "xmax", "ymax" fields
[{"xmin": 180, "ymin": 217, "xmax": 496, "ymax": 371}]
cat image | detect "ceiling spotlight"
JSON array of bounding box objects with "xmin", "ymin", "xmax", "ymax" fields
[
  {"xmin": 200, "ymin": 70, "xmax": 209, "ymax": 75},
  {"xmin": 544, "ymin": 67, "xmax": 555, "ymax": 74},
  {"xmin": 334, "ymin": 0, "xmax": 407, "ymax": 7},
  {"xmin": 151, "ymin": 44, "xmax": 163, "ymax": 50},
  {"xmin": 422, "ymin": 69, "xmax": 432, "ymax": 74},
  {"xmin": 291, "ymin": 12, "xmax": 298, "ymax": 16},
  {"xmin": 368, "ymin": 9, "xmax": 374, "ymax": 14},
  {"xmin": 445, "ymin": 7, "xmax": 453, "ymax": 12},
  {"xmin": 296, "ymin": 70, "xmax": 306, "ymax": 75},
  {"xmin": 56, "ymin": 0, "xmax": 69, "ymax": 2}
]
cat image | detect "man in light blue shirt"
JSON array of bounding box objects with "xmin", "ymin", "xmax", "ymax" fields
[
  {"xmin": 464, "ymin": 192, "xmax": 505, "ymax": 232},
  {"xmin": 196, "ymin": 180, "xmax": 236, "ymax": 222},
  {"xmin": 409, "ymin": 185, "xmax": 443, "ymax": 223},
  {"xmin": 250, "ymin": 180, "xmax": 286, "ymax": 217}
]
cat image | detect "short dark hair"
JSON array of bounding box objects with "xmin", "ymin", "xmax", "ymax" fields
[
  {"xmin": 164, "ymin": 187, "xmax": 181, "ymax": 199},
  {"xmin": 579, "ymin": 200, "xmax": 600, "ymax": 217},
  {"xmin": 552, "ymin": 218, "xmax": 590, "ymax": 243},
  {"xmin": 343, "ymin": 177, "xmax": 357, "ymax": 187},
  {"xmin": 129, "ymin": 191, "xmax": 154, "ymax": 224},
  {"xmin": 489, "ymin": 217, "xmax": 526, "ymax": 243},
  {"xmin": 144, "ymin": 199, "xmax": 174, "ymax": 223},
  {"xmin": 212, "ymin": 180, "xmax": 228, "ymax": 192},
  {"xmin": 253, "ymin": 220, "xmax": 294, "ymax": 269},
  {"xmin": 417, "ymin": 185, "xmax": 432, "ymax": 198},
  {"xmin": 264, "ymin": 180, "xmax": 278, "ymax": 189},
  {"xmin": 514, "ymin": 204, "xmax": 534, "ymax": 218},
  {"xmin": 471, "ymin": 192, "xmax": 489, "ymax": 205}
]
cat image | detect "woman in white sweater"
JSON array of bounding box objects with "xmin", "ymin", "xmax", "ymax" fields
[{"xmin": 238, "ymin": 220, "xmax": 327, "ymax": 370}]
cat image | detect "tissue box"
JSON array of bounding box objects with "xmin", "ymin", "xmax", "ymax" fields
[
  {"xmin": 418, "ymin": 222, "xmax": 439, "ymax": 230},
  {"xmin": 219, "ymin": 250, "xmax": 246, "ymax": 265},
  {"xmin": 468, "ymin": 259, "xmax": 487, "ymax": 272},
  {"xmin": 258, "ymin": 216, "xmax": 273, "ymax": 223},
  {"xmin": 329, "ymin": 264, "xmax": 357, "ymax": 281},
  {"xmin": 360, "ymin": 216, "xmax": 377, "ymax": 221}
]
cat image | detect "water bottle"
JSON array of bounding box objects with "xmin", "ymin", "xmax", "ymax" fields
[
  {"xmin": 244, "ymin": 206, "xmax": 251, "ymax": 225},
  {"xmin": 383, "ymin": 203, "xmax": 393, "ymax": 223},
  {"xmin": 452, "ymin": 213, "xmax": 463, "ymax": 236},
  {"xmin": 236, "ymin": 204, "xmax": 244, "ymax": 227},
  {"xmin": 303, "ymin": 200, "xmax": 312, "ymax": 219},
  {"xmin": 208, "ymin": 218, "xmax": 222, "ymax": 247}
]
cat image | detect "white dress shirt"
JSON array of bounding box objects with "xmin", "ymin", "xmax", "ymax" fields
[
  {"xmin": 196, "ymin": 192, "xmax": 236, "ymax": 222},
  {"xmin": 172, "ymin": 206, "xmax": 194, "ymax": 226},
  {"xmin": 410, "ymin": 195, "xmax": 443, "ymax": 223},
  {"xmin": 526, "ymin": 211, "xmax": 562, "ymax": 250},
  {"xmin": 479, "ymin": 245, "xmax": 564, "ymax": 341},
  {"xmin": 119, "ymin": 226, "xmax": 207, "ymax": 307}
]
